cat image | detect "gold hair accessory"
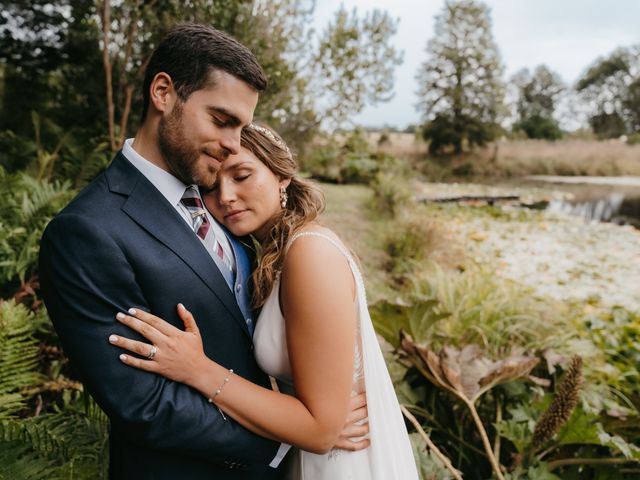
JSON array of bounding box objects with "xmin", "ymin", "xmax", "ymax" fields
[{"xmin": 247, "ymin": 124, "xmax": 291, "ymax": 154}]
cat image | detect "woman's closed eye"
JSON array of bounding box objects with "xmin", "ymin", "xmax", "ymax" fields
[{"xmin": 234, "ymin": 174, "xmax": 251, "ymax": 182}]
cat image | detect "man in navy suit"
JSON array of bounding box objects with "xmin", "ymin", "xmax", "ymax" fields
[{"xmin": 39, "ymin": 24, "xmax": 288, "ymax": 479}]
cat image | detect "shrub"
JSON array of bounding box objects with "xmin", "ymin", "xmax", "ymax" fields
[
  {"xmin": 627, "ymin": 132, "xmax": 640, "ymax": 145},
  {"xmin": 369, "ymin": 170, "xmax": 411, "ymax": 218},
  {"xmin": 381, "ymin": 213, "xmax": 442, "ymax": 275},
  {"xmin": 339, "ymin": 154, "xmax": 379, "ymax": 184}
]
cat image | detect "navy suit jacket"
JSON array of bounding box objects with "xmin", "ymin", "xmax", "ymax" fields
[{"xmin": 39, "ymin": 153, "xmax": 282, "ymax": 479}]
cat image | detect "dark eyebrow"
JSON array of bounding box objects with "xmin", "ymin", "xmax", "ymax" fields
[{"xmin": 206, "ymin": 106, "xmax": 242, "ymax": 127}]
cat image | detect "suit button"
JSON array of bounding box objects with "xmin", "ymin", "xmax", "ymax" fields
[{"xmin": 236, "ymin": 285, "xmax": 242, "ymax": 292}]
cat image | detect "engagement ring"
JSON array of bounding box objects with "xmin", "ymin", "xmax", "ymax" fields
[{"xmin": 147, "ymin": 345, "xmax": 157, "ymax": 360}]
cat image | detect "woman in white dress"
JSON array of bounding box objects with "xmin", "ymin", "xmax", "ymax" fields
[{"xmin": 109, "ymin": 124, "xmax": 419, "ymax": 480}]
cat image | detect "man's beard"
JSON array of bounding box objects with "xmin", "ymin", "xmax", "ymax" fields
[{"xmin": 158, "ymin": 103, "xmax": 222, "ymax": 188}]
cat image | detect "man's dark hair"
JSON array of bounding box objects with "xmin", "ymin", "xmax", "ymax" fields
[{"xmin": 141, "ymin": 23, "xmax": 267, "ymax": 120}]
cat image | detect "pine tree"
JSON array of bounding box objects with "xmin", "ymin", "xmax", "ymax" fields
[{"xmin": 416, "ymin": 0, "xmax": 505, "ymax": 154}]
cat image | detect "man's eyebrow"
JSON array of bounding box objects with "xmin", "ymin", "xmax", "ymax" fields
[{"xmin": 206, "ymin": 106, "xmax": 242, "ymax": 126}]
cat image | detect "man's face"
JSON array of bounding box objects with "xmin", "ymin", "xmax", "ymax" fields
[{"xmin": 158, "ymin": 71, "xmax": 259, "ymax": 189}]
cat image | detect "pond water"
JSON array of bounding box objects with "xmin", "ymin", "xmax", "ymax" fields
[{"xmin": 506, "ymin": 176, "xmax": 640, "ymax": 228}]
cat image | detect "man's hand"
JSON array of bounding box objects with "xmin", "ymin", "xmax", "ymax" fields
[{"xmin": 333, "ymin": 392, "xmax": 370, "ymax": 451}]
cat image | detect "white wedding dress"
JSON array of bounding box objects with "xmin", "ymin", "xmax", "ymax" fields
[{"xmin": 254, "ymin": 231, "xmax": 419, "ymax": 480}]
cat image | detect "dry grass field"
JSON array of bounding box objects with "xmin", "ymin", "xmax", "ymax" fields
[
  {"xmin": 358, "ymin": 132, "xmax": 640, "ymax": 177},
  {"xmin": 492, "ymin": 139, "xmax": 640, "ymax": 176}
]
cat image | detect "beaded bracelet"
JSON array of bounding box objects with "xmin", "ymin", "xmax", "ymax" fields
[{"xmin": 208, "ymin": 368, "xmax": 233, "ymax": 420}]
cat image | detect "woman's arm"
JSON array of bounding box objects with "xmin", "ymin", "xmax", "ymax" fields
[{"xmin": 110, "ymin": 234, "xmax": 362, "ymax": 454}]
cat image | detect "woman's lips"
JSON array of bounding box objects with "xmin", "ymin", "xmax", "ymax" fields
[{"xmin": 224, "ymin": 209, "xmax": 247, "ymax": 221}]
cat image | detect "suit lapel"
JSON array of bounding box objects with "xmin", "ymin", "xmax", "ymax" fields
[{"xmin": 106, "ymin": 154, "xmax": 251, "ymax": 339}]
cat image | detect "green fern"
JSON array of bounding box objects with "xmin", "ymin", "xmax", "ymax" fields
[
  {"xmin": 0, "ymin": 403, "xmax": 109, "ymax": 480},
  {"xmin": 0, "ymin": 167, "xmax": 76, "ymax": 284},
  {"xmin": 0, "ymin": 300, "xmax": 42, "ymax": 419}
]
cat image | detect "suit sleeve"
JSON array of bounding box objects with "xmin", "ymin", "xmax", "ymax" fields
[{"xmin": 38, "ymin": 213, "xmax": 280, "ymax": 468}]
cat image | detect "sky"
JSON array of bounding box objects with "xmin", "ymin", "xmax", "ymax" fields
[{"xmin": 313, "ymin": 0, "xmax": 640, "ymax": 129}]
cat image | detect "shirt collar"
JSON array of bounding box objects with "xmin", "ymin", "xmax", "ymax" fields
[{"xmin": 122, "ymin": 138, "xmax": 190, "ymax": 206}]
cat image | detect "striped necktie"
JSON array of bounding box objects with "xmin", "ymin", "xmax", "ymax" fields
[{"xmin": 181, "ymin": 186, "xmax": 233, "ymax": 275}]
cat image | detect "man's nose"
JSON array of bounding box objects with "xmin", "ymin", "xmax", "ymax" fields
[{"xmin": 219, "ymin": 129, "xmax": 241, "ymax": 156}]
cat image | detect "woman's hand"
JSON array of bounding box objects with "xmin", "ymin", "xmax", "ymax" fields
[{"xmin": 109, "ymin": 304, "xmax": 208, "ymax": 388}]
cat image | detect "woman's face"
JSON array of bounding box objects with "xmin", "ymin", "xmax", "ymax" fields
[{"xmin": 203, "ymin": 147, "xmax": 289, "ymax": 241}]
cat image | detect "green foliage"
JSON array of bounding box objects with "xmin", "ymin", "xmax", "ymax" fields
[
  {"xmin": 510, "ymin": 65, "xmax": 565, "ymax": 140},
  {"xmin": 627, "ymin": 132, "xmax": 640, "ymax": 145},
  {"xmin": 372, "ymin": 261, "xmax": 640, "ymax": 478},
  {"xmin": 581, "ymin": 306, "xmax": 640, "ymax": 401},
  {"xmin": 0, "ymin": 167, "xmax": 76, "ymax": 286},
  {"xmin": 576, "ymin": 45, "xmax": 640, "ymax": 137},
  {"xmin": 513, "ymin": 115, "xmax": 563, "ymax": 141},
  {"xmin": 0, "ymin": 301, "xmax": 43, "ymax": 419},
  {"xmin": 422, "ymin": 113, "xmax": 499, "ymax": 155},
  {"xmin": 0, "ymin": 404, "xmax": 109, "ymax": 480},
  {"xmin": 0, "ymin": 1, "xmax": 403, "ymax": 158},
  {"xmin": 409, "ymin": 433, "xmax": 456, "ymax": 480},
  {"xmin": 416, "ymin": 0, "xmax": 505, "ymax": 155},
  {"xmin": 312, "ymin": 6, "xmax": 403, "ymax": 130},
  {"xmin": 381, "ymin": 214, "xmax": 442, "ymax": 275},
  {"xmin": 369, "ymin": 165, "xmax": 412, "ymax": 217},
  {"xmin": 371, "ymin": 296, "xmax": 447, "ymax": 348}
]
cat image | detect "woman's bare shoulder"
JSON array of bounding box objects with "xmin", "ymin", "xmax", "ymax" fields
[{"xmin": 283, "ymin": 223, "xmax": 351, "ymax": 271}]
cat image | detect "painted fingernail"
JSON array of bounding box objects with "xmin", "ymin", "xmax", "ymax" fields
[
  {"xmin": 109, "ymin": 335, "xmax": 118, "ymax": 344},
  {"xmin": 128, "ymin": 308, "xmax": 137, "ymax": 315},
  {"xmin": 116, "ymin": 312, "xmax": 125, "ymax": 320},
  {"xmin": 120, "ymin": 354, "xmax": 127, "ymax": 361}
]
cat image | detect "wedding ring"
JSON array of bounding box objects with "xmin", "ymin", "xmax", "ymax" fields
[{"xmin": 147, "ymin": 345, "xmax": 157, "ymax": 360}]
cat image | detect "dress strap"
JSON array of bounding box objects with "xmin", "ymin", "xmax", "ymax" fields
[{"xmin": 288, "ymin": 231, "xmax": 355, "ymax": 265}]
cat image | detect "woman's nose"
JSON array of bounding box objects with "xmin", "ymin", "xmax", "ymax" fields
[{"xmin": 217, "ymin": 180, "xmax": 237, "ymax": 205}]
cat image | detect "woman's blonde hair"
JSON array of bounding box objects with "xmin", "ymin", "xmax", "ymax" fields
[{"xmin": 241, "ymin": 124, "xmax": 325, "ymax": 308}]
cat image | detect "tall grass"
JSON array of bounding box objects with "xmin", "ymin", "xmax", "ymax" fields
[{"xmin": 490, "ymin": 139, "xmax": 640, "ymax": 177}]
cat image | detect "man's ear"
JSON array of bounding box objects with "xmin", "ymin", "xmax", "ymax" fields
[{"xmin": 149, "ymin": 72, "xmax": 177, "ymax": 114}]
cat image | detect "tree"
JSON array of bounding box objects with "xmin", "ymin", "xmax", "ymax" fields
[
  {"xmin": 310, "ymin": 6, "xmax": 402, "ymax": 130},
  {"xmin": 510, "ymin": 65, "xmax": 564, "ymax": 140},
  {"xmin": 1, "ymin": 1, "xmax": 402, "ymax": 157},
  {"xmin": 416, "ymin": 0, "xmax": 504, "ymax": 155},
  {"xmin": 576, "ymin": 45, "xmax": 640, "ymax": 138}
]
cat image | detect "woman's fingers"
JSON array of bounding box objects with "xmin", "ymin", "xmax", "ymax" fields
[
  {"xmin": 117, "ymin": 352, "xmax": 158, "ymax": 373},
  {"xmin": 348, "ymin": 392, "xmax": 367, "ymax": 411},
  {"xmin": 177, "ymin": 303, "xmax": 199, "ymax": 334},
  {"xmin": 339, "ymin": 422, "xmax": 369, "ymax": 439},
  {"xmin": 115, "ymin": 311, "xmax": 164, "ymax": 344},
  {"xmin": 333, "ymin": 437, "xmax": 370, "ymax": 452},
  {"xmin": 345, "ymin": 404, "xmax": 368, "ymax": 425},
  {"xmin": 109, "ymin": 334, "xmax": 156, "ymax": 358},
  {"xmin": 345, "ymin": 392, "xmax": 368, "ymax": 425},
  {"xmin": 123, "ymin": 308, "xmax": 177, "ymax": 336}
]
